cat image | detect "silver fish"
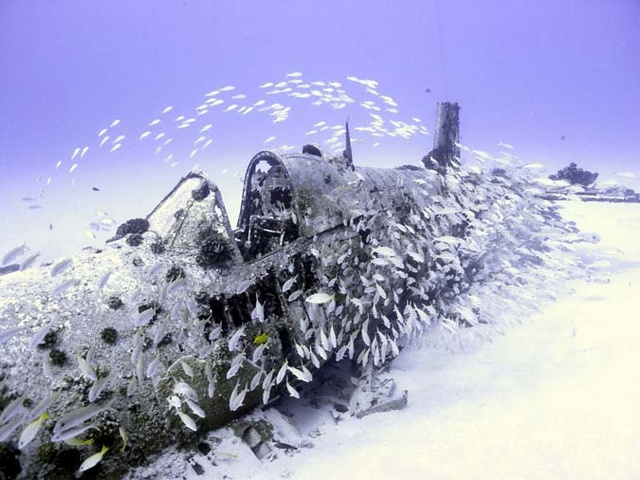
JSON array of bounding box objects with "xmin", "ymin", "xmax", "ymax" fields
[
  {"xmin": 97, "ymin": 271, "xmax": 112, "ymax": 290},
  {"xmin": 0, "ymin": 326, "xmax": 27, "ymax": 345},
  {"xmin": 0, "ymin": 417, "xmax": 22, "ymax": 442},
  {"xmin": 51, "ymin": 279, "xmax": 78, "ymax": 296},
  {"xmin": 229, "ymin": 382, "xmax": 248, "ymax": 412},
  {"xmin": 176, "ymin": 410, "xmax": 197, "ymax": 431},
  {"xmin": 88, "ymin": 373, "xmax": 113, "ymax": 403},
  {"xmin": 2, "ymin": 243, "xmax": 28, "ymax": 266},
  {"xmin": 0, "ymin": 393, "xmax": 27, "ymax": 424},
  {"xmin": 29, "ymin": 322, "xmax": 54, "ymax": 349},
  {"xmin": 50, "ymin": 258, "xmax": 72, "ymax": 277},
  {"xmin": 173, "ymin": 381, "xmax": 198, "ymax": 402},
  {"xmin": 50, "ymin": 422, "xmax": 98, "ymax": 443},
  {"xmin": 53, "ymin": 399, "xmax": 115, "ymax": 434},
  {"xmin": 185, "ymin": 399, "xmax": 205, "ymax": 418},
  {"xmin": 77, "ymin": 353, "xmax": 98, "ymax": 382},
  {"xmin": 19, "ymin": 253, "xmax": 40, "ymax": 270}
]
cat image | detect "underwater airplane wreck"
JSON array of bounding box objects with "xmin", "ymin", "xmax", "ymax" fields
[{"xmin": 0, "ymin": 103, "xmax": 576, "ymax": 478}]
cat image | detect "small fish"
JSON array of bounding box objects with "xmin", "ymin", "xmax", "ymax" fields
[
  {"xmin": 228, "ymin": 326, "xmax": 246, "ymax": 351},
  {"xmin": 319, "ymin": 328, "xmax": 331, "ymax": 351},
  {"xmin": 98, "ymin": 128, "xmax": 107, "ymax": 137},
  {"xmin": 372, "ymin": 246, "xmax": 396, "ymax": 258},
  {"xmin": 139, "ymin": 131, "xmax": 151, "ymax": 140},
  {"xmin": 51, "ymin": 422, "xmax": 98, "ymax": 443},
  {"xmin": 127, "ymin": 377, "xmax": 137, "ymax": 397},
  {"xmin": 168, "ymin": 395, "xmax": 182, "ymax": 409},
  {"xmin": 110, "ymin": 143, "xmax": 122, "ymax": 153},
  {"xmin": 97, "ymin": 270, "xmax": 112, "ymax": 290},
  {"xmin": 161, "ymin": 105, "xmax": 173, "ymax": 114},
  {"xmin": 50, "ymin": 258, "xmax": 72, "ymax": 277},
  {"xmin": 18, "ymin": 412, "xmax": 49, "ymax": 450},
  {"xmin": 185, "ymin": 399, "xmax": 205, "ymax": 418},
  {"xmin": 288, "ymin": 290, "xmax": 303, "ymax": 302},
  {"xmin": 250, "ymin": 370, "xmax": 262, "ymax": 391},
  {"xmin": 110, "ymin": 119, "xmax": 120, "ymax": 128},
  {"xmin": 286, "ymin": 379, "xmax": 300, "ymax": 399},
  {"xmin": 177, "ymin": 410, "xmax": 197, "ymax": 431},
  {"xmin": 0, "ymin": 394, "xmax": 27, "ymax": 424},
  {"xmin": 276, "ymin": 361, "xmax": 288, "ymax": 384},
  {"xmin": 29, "ymin": 322, "xmax": 54, "ymax": 349},
  {"xmin": 68, "ymin": 163, "xmax": 78, "ymax": 173},
  {"xmin": 149, "ymin": 119, "xmax": 161, "ymax": 126},
  {"xmin": 0, "ymin": 326, "xmax": 27, "ymax": 345},
  {"xmin": 78, "ymin": 445, "xmax": 109, "ymax": 473},
  {"xmin": 53, "ymin": 399, "xmax": 115, "ymax": 434},
  {"xmin": 226, "ymin": 354, "xmax": 244, "ymax": 379},
  {"xmin": 42, "ymin": 353, "xmax": 53, "ymax": 378},
  {"xmin": 287, "ymin": 364, "xmax": 312, "ymax": 383},
  {"xmin": 261, "ymin": 369, "xmax": 275, "ymax": 392},
  {"xmin": 88, "ymin": 373, "xmax": 113, "ymax": 402},
  {"xmin": 173, "ymin": 381, "xmax": 198, "ymax": 402},
  {"xmin": 71, "ymin": 147, "xmax": 81, "ymax": 161},
  {"xmin": 207, "ymin": 378, "xmax": 216, "ymax": 398},
  {"xmin": 180, "ymin": 360, "xmax": 194, "ymax": 378},
  {"xmin": 229, "ymin": 382, "xmax": 248, "ymax": 412},
  {"xmin": 136, "ymin": 354, "xmax": 145, "ymax": 385},
  {"xmin": 305, "ymin": 292, "xmax": 334, "ymax": 304},
  {"xmin": 235, "ymin": 279, "xmax": 253, "ymax": 294},
  {"xmin": 80, "ymin": 146, "xmax": 89, "ymax": 158},
  {"xmin": 0, "ymin": 417, "xmax": 22, "ymax": 442},
  {"xmin": 2, "ymin": 243, "xmax": 28, "ymax": 266},
  {"xmin": 253, "ymin": 294, "xmax": 264, "ymax": 322},
  {"xmin": 253, "ymin": 333, "xmax": 269, "ymax": 345},
  {"xmin": 77, "ymin": 354, "xmax": 98, "ymax": 382},
  {"xmin": 119, "ymin": 426, "xmax": 128, "ymax": 452},
  {"xmin": 65, "ymin": 437, "xmax": 94, "ymax": 447},
  {"xmin": 135, "ymin": 308, "xmax": 156, "ymax": 327}
]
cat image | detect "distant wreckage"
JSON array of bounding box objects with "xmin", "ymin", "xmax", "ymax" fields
[{"xmin": 0, "ymin": 103, "xmax": 571, "ymax": 478}]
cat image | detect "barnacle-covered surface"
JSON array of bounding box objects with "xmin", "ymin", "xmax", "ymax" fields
[{"xmin": 0, "ymin": 151, "xmax": 586, "ymax": 478}]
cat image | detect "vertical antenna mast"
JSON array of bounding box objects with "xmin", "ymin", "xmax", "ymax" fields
[{"xmin": 343, "ymin": 118, "xmax": 354, "ymax": 170}]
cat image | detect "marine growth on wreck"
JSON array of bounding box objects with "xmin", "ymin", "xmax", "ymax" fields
[{"xmin": 0, "ymin": 135, "xmax": 583, "ymax": 478}]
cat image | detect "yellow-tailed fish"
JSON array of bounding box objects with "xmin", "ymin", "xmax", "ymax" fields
[
  {"xmin": 253, "ymin": 333, "xmax": 269, "ymax": 345},
  {"xmin": 78, "ymin": 445, "xmax": 109, "ymax": 473},
  {"xmin": 64, "ymin": 437, "xmax": 94, "ymax": 447},
  {"xmin": 18, "ymin": 412, "xmax": 49, "ymax": 450},
  {"xmin": 118, "ymin": 426, "xmax": 127, "ymax": 452}
]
